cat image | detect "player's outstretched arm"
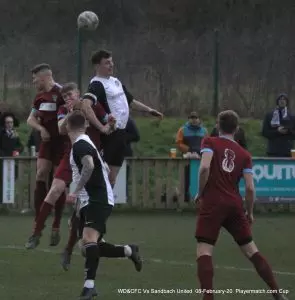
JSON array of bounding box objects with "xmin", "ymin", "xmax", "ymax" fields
[
  {"xmin": 243, "ymin": 172, "xmax": 255, "ymax": 223},
  {"xmin": 130, "ymin": 99, "xmax": 163, "ymax": 119}
]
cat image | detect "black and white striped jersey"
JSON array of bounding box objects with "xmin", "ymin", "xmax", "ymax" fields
[
  {"xmin": 70, "ymin": 134, "xmax": 114, "ymax": 210},
  {"xmin": 83, "ymin": 76, "xmax": 134, "ymax": 129}
]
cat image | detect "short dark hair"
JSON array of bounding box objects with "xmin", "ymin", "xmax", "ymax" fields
[
  {"xmin": 218, "ymin": 110, "xmax": 239, "ymax": 134},
  {"xmin": 61, "ymin": 82, "xmax": 78, "ymax": 94},
  {"xmin": 67, "ymin": 110, "xmax": 86, "ymax": 130},
  {"xmin": 31, "ymin": 63, "xmax": 51, "ymax": 74},
  {"xmin": 91, "ymin": 50, "xmax": 112, "ymax": 65}
]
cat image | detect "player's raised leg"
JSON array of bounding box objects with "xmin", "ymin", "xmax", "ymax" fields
[
  {"xmin": 61, "ymin": 213, "xmax": 142, "ymax": 272},
  {"xmin": 25, "ymin": 155, "xmax": 52, "ymax": 249},
  {"xmin": 28, "ymin": 178, "xmax": 66, "ymax": 248},
  {"xmin": 34, "ymin": 157, "xmax": 52, "ymax": 219}
]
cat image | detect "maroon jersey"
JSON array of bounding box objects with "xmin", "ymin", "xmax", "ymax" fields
[
  {"xmin": 32, "ymin": 84, "xmax": 64, "ymax": 138},
  {"xmin": 200, "ymin": 136, "xmax": 253, "ymax": 204},
  {"xmin": 86, "ymin": 102, "xmax": 108, "ymax": 149},
  {"xmin": 57, "ymin": 104, "xmax": 71, "ymax": 154}
]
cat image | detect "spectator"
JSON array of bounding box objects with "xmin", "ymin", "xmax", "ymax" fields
[
  {"xmin": 262, "ymin": 93, "xmax": 295, "ymax": 157},
  {"xmin": 176, "ymin": 112, "xmax": 207, "ymax": 201},
  {"xmin": 176, "ymin": 112, "xmax": 208, "ymax": 157},
  {"xmin": 124, "ymin": 117, "xmax": 140, "ymax": 157},
  {"xmin": 0, "ymin": 112, "xmax": 23, "ymax": 156},
  {"xmin": 211, "ymin": 121, "xmax": 247, "ymax": 149}
]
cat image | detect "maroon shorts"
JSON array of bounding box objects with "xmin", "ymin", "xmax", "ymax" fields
[
  {"xmin": 54, "ymin": 151, "xmax": 72, "ymax": 185},
  {"xmin": 195, "ymin": 201, "xmax": 252, "ymax": 246},
  {"xmin": 38, "ymin": 137, "xmax": 65, "ymax": 166}
]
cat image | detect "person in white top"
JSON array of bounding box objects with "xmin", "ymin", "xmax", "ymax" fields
[
  {"xmin": 82, "ymin": 49, "xmax": 163, "ymax": 187},
  {"xmin": 66, "ymin": 111, "xmax": 142, "ymax": 299}
]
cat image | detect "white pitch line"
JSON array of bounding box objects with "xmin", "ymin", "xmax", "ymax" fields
[{"xmin": 1, "ymin": 244, "xmax": 295, "ymax": 277}]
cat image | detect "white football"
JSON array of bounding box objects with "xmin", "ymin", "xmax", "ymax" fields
[{"xmin": 77, "ymin": 11, "xmax": 99, "ymax": 30}]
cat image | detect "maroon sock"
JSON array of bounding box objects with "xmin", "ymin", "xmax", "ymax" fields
[
  {"xmin": 66, "ymin": 218, "xmax": 79, "ymax": 254},
  {"xmin": 250, "ymin": 252, "xmax": 280, "ymax": 299},
  {"xmin": 33, "ymin": 202, "xmax": 53, "ymax": 235},
  {"xmin": 52, "ymin": 193, "xmax": 66, "ymax": 230},
  {"xmin": 197, "ymin": 255, "xmax": 214, "ymax": 300},
  {"xmin": 34, "ymin": 181, "xmax": 47, "ymax": 220}
]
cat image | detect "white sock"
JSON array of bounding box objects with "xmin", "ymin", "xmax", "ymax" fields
[
  {"xmin": 84, "ymin": 279, "xmax": 94, "ymax": 289},
  {"xmin": 124, "ymin": 245, "xmax": 132, "ymax": 257}
]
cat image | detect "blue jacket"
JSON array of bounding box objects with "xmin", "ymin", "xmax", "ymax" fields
[{"xmin": 176, "ymin": 122, "xmax": 207, "ymax": 154}]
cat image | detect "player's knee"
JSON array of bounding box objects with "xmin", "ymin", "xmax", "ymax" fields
[
  {"xmin": 36, "ymin": 168, "xmax": 49, "ymax": 181},
  {"xmin": 239, "ymin": 240, "xmax": 258, "ymax": 258},
  {"xmin": 82, "ymin": 227, "xmax": 100, "ymax": 244},
  {"xmin": 196, "ymin": 242, "xmax": 213, "ymax": 258}
]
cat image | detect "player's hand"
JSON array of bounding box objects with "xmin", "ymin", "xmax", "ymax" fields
[
  {"xmin": 66, "ymin": 193, "xmax": 77, "ymax": 204},
  {"xmin": 278, "ymin": 126, "xmax": 288, "ymax": 134},
  {"xmin": 183, "ymin": 152, "xmax": 192, "ymax": 159},
  {"xmin": 149, "ymin": 109, "xmax": 164, "ymax": 120},
  {"xmin": 70, "ymin": 99, "xmax": 82, "ymax": 111},
  {"xmin": 107, "ymin": 115, "xmax": 116, "ymax": 127},
  {"xmin": 101, "ymin": 124, "xmax": 112, "ymax": 135},
  {"xmin": 40, "ymin": 127, "xmax": 50, "ymax": 141},
  {"xmin": 191, "ymin": 152, "xmax": 200, "ymax": 159},
  {"xmin": 246, "ymin": 212, "xmax": 254, "ymax": 224}
]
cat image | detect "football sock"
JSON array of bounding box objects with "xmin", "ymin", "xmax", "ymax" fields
[
  {"xmin": 84, "ymin": 242, "xmax": 99, "ymax": 282},
  {"xmin": 250, "ymin": 252, "xmax": 280, "ymax": 299},
  {"xmin": 84, "ymin": 279, "xmax": 94, "ymax": 289},
  {"xmin": 34, "ymin": 181, "xmax": 47, "ymax": 220},
  {"xmin": 66, "ymin": 218, "xmax": 79, "ymax": 254},
  {"xmin": 124, "ymin": 245, "xmax": 132, "ymax": 257},
  {"xmin": 98, "ymin": 242, "xmax": 126, "ymax": 258},
  {"xmin": 33, "ymin": 202, "xmax": 53, "ymax": 235},
  {"xmin": 52, "ymin": 192, "xmax": 66, "ymax": 230},
  {"xmin": 197, "ymin": 255, "xmax": 214, "ymax": 300}
]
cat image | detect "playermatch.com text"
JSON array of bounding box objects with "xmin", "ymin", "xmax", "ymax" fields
[{"xmin": 117, "ymin": 288, "xmax": 290, "ymax": 295}]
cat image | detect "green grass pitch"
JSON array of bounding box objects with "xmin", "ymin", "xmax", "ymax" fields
[{"xmin": 0, "ymin": 213, "xmax": 293, "ymax": 299}]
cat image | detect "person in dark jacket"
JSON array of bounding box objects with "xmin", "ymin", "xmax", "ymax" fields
[
  {"xmin": 0, "ymin": 112, "xmax": 23, "ymax": 156},
  {"xmin": 0, "ymin": 113, "xmax": 23, "ymax": 198},
  {"xmin": 211, "ymin": 124, "xmax": 247, "ymax": 149},
  {"xmin": 124, "ymin": 117, "xmax": 140, "ymax": 157},
  {"xmin": 262, "ymin": 93, "xmax": 295, "ymax": 157}
]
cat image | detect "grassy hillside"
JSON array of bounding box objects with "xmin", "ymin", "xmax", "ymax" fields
[{"xmin": 17, "ymin": 117, "xmax": 266, "ymax": 157}]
